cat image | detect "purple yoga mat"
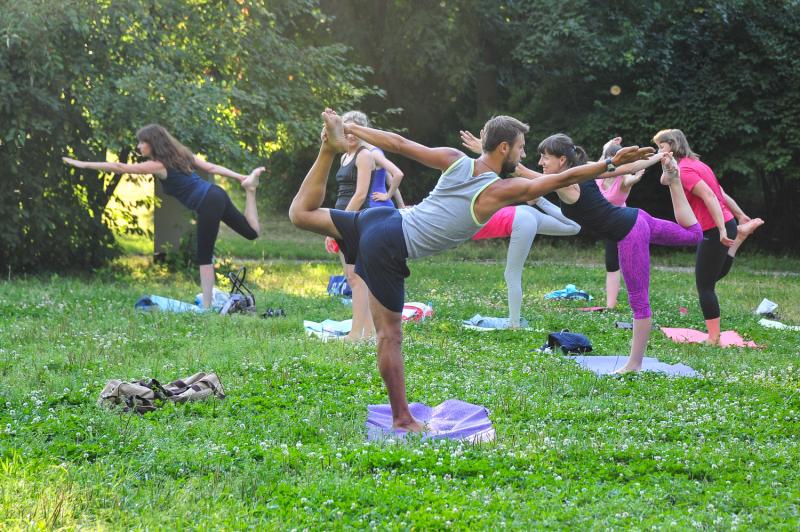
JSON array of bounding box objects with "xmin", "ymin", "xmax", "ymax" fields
[
  {"xmin": 567, "ymin": 355, "xmax": 698, "ymax": 377},
  {"xmin": 366, "ymin": 399, "xmax": 495, "ymax": 442}
]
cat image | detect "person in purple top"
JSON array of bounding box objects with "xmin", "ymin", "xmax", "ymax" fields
[{"xmin": 63, "ymin": 124, "xmax": 264, "ymax": 309}]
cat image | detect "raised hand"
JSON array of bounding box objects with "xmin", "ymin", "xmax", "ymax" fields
[
  {"xmin": 611, "ymin": 146, "xmax": 656, "ymax": 167},
  {"xmin": 62, "ymin": 157, "xmax": 85, "ymax": 168},
  {"xmin": 459, "ymin": 130, "xmax": 482, "ymax": 155},
  {"xmin": 719, "ymin": 230, "xmax": 735, "ymax": 247}
]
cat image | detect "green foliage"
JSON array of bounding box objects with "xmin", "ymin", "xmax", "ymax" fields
[
  {"xmin": 320, "ymin": 0, "xmax": 799, "ymax": 249},
  {"xmin": 505, "ymin": 0, "xmax": 800, "ymax": 246},
  {"xmin": 0, "ymin": 0, "xmax": 375, "ymax": 271}
]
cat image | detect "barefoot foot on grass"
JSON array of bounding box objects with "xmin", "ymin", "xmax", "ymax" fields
[
  {"xmin": 612, "ymin": 364, "xmax": 642, "ymax": 374},
  {"xmin": 393, "ymin": 418, "xmax": 425, "ymax": 433}
]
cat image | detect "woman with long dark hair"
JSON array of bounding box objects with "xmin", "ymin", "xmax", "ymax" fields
[{"xmin": 63, "ymin": 124, "xmax": 264, "ymax": 309}]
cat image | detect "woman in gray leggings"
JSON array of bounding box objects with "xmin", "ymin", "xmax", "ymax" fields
[{"xmin": 471, "ymin": 199, "xmax": 580, "ymax": 327}]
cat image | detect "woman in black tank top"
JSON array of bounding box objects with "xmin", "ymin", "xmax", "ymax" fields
[{"xmin": 326, "ymin": 111, "xmax": 380, "ymax": 341}]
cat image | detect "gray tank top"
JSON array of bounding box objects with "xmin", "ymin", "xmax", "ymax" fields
[{"xmin": 400, "ymin": 156, "xmax": 499, "ymax": 259}]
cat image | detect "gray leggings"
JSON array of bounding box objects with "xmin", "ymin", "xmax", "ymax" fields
[{"xmin": 505, "ymin": 199, "xmax": 581, "ymax": 326}]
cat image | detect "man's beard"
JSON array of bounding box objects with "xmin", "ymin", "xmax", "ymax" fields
[{"xmin": 500, "ymin": 158, "xmax": 517, "ymax": 177}]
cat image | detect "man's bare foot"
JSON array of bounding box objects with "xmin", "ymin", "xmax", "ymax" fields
[
  {"xmin": 393, "ymin": 418, "xmax": 425, "ymax": 433},
  {"xmin": 242, "ymin": 166, "xmax": 265, "ymax": 191},
  {"xmin": 321, "ymin": 108, "xmax": 347, "ymax": 153},
  {"xmin": 736, "ymin": 218, "xmax": 764, "ymax": 241}
]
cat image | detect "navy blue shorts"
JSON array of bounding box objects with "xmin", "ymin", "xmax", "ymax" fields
[{"xmin": 329, "ymin": 207, "xmax": 410, "ymax": 313}]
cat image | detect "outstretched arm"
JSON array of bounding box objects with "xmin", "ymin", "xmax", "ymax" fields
[
  {"xmin": 474, "ymin": 146, "xmax": 654, "ymax": 221},
  {"xmin": 192, "ymin": 156, "xmax": 252, "ymax": 183},
  {"xmin": 63, "ymin": 157, "xmax": 165, "ymax": 176},
  {"xmin": 514, "ymin": 163, "xmax": 543, "ymax": 180},
  {"xmin": 345, "ymin": 123, "xmax": 463, "ymax": 172},
  {"xmin": 622, "ymin": 169, "xmax": 646, "ymax": 189},
  {"xmin": 601, "ymin": 153, "xmax": 661, "ymax": 178}
]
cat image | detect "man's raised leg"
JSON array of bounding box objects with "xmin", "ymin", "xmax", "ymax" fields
[
  {"xmin": 368, "ymin": 291, "xmax": 423, "ymax": 432},
  {"xmin": 288, "ymin": 112, "xmax": 348, "ymax": 236}
]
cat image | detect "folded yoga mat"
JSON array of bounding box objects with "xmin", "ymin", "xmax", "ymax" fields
[
  {"xmin": 462, "ymin": 314, "xmax": 530, "ymax": 331},
  {"xmin": 567, "ymin": 355, "xmax": 698, "ymax": 377},
  {"xmin": 660, "ymin": 327, "xmax": 760, "ymax": 348},
  {"xmin": 303, "ymin": 319, "xmax": 352, "ymax": 340},
  {"xmin": 366, "ymin": 399, "xmax": 495, "ymax": 442}
]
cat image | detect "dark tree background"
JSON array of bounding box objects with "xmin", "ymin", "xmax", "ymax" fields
[{"xmin": 2, "ymin": 0, "xmax": 798, "ymax": 271}]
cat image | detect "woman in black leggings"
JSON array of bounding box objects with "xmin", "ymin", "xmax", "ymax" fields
[{"xmin": 64, "ymin": 124, "xmax": 264, "ymax": 309}]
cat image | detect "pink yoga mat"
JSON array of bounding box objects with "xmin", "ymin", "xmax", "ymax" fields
[{"xmin": 661, "ymin": 327, "xmax": 760, "ymax": 348}]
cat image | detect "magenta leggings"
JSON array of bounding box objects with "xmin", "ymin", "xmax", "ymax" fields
[{"xmin": 618, "ymin": 210, "xmax": 702, "ymax": 319}]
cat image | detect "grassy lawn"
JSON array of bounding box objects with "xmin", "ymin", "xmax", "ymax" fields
[{"xmin": 2, "ymin": 225, "xmax": 800, "ymax": 528}]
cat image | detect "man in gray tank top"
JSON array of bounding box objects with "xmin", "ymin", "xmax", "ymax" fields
[{"xmin": 289, "ymin": 109, "xmax": 654, "ymax": 433}]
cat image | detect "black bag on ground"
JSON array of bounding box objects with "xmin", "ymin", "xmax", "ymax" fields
[{"xmin": 543, "ymin": 330, "xmax": 593, "ymax": 354}]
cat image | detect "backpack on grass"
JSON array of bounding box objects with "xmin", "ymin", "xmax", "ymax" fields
[
  {"xmin": 539, "ymin": 330, "xmax": 593, "ymax": 354},
  {"xmin": 97, "ymin": 372, "xmax": 225, "ymax": 414}
]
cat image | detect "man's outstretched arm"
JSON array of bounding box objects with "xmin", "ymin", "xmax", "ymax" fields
[{"xmin": 344, "ymin": 122, "xmax": 463, "ymax": 172}]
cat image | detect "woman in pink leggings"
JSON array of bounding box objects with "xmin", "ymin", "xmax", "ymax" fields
[
  {"xmin": 596, "ymin": 138, "xmax": 645, "ymax": 308},
  {"xmin": 522, "ymin": 134, "xmax": 702, "ymax": 373}
]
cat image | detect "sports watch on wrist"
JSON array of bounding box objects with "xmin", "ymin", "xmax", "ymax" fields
[{"xmin": 604, "ymin": 157, "xmax": 616, "ymax": 172}]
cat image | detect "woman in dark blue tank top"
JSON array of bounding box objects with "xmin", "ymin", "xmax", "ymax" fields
[
  {"xmin": 510, "ymin": 133, "xmax": 701, "ymax": 373},
  {"xmin": 63, "ymin": 123, "xmax": 264, "ymax": 309}
]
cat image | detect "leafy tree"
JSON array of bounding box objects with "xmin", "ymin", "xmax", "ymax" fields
[
  {"xmin": 505, "ymin": 0, "xmax": 800, "ymax": 247},
  {"xmin": 0, "ymin": 0, "xmax": 374, "ymax": 271}
]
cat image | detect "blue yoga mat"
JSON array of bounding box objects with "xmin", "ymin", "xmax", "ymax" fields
[{"xmin": 567, "ymin": 355, "xmax": 697, "ymax": 377}]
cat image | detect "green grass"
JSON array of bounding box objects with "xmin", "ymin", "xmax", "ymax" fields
[
  {"xmin": 123, "ymin": 212, "xmax": 800, "ymax": 273},
  {"xmin": 2, "ymin": 242, "xmax": 800, "ymax": 527}
]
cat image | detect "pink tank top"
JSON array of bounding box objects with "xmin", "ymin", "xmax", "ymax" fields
[
  {"xmin": 472, "ymin": 205, "xmax": 516, "ymax": 240},
  {"xmin": 596, "ymin": 175, "xmax": 629, "ymax": 207}
]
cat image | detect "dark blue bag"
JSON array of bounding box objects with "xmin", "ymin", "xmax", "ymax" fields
[
  {"xmin": 545, "ymin": 330, "xmax": 593, "ymax": 354},
  {"xmin": 327, "ymin": 275, "xmax": 352, "ymax": 297}
]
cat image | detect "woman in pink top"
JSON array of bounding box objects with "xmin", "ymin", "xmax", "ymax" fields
[
  {"xmin": 596, "ymin": 139, "xmax": 645, "ymax": 309},
  {"xmin": 653, "ymin": 129, "xmax": 763, "ymax": 344},
  {"xmin": 471, "ymin": 199, "xmax": 580, "ymax": 327}
]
